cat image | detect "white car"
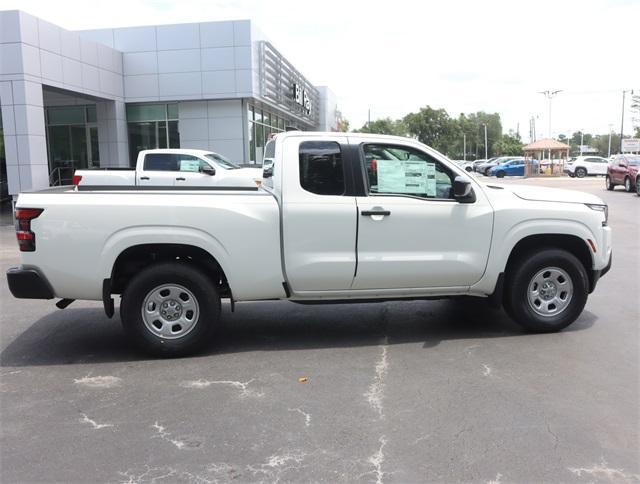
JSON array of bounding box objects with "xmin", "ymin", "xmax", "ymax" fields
[
  {"xmin": 8, "ymin": 132, "xmax": 612, "ymax": 356},
  {"xmin": 564, "ymin": 156, "xmax": 609, "ymax": 178},
  {"xmin": 74, "ymin": 149, "xmax": 262, "ymax": 188}
]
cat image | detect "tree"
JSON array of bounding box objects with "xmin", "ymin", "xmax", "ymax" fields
[
  {"xmin": 335, "ymin": 110, "xmax": 349, "ymax": 132},
  {"xmin": 354, "ymin": 117, "xmax": 406, "ymax": 136},
  {"xmin": 403, "ymin": 107, "xmax": 460, "ymax": 156},
  {"xmin": 493, "ymin": 131, "xmax": 523, "ymax": 156}
]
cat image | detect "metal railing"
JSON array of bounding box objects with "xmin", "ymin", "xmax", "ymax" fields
[{"xmin": 49, "ymin": 166, "xmax": 75, "ymax": 186}]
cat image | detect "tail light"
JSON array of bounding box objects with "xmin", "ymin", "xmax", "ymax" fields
[
  {"xmin": 72, "ymin": 174, "xmax": 82, "ymax": 186},
  {"xmin": 15, "ymin": 208, "xmax": 43, "ymax": 252}
]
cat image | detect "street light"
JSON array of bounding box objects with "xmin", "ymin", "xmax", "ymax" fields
[
  {"xmin": 620, "ymin": 89, "xmax": 634, "ymax": 152},
  {"xmin": 579, "ymin": 130, "xmax": 584, "ymax": 156},
  {"xmin": 538, "ymin": 90, "xmax": 563, "ymax": 138},
  {"xmin": 608, "ymin": 123, "xmax": 613, "ymax": 158},
  {"xmin": 463, "ymin": 133, "xmax": 466, "ymax": 161}
]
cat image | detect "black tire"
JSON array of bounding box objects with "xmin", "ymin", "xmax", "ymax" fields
[
  {"xmin": 636, "ymin": 176, "xmax": 640, "ymax": 196},
  {"xmin": 568, "ymin": 173, "xmax": 575, "ymax": 178},
  {"xmin": 496, "ymin": 171, "xmax": 505, "ymax": 178},
  {"xmin": 120, "ymin": 262, "xmax": 220, "ymax": 357},
  {"xmin": 606, "ymin": 175, "xmax": 614, "ymax": 191},
  {"xmin": 624, "ymin": 176, "xmax": 632, "ymax": 192},
  {"xmin": 575, "ymin": 167, "xmax": 587, "ymax": 178},
  {"xmin": 465, "ymin": 166, "xmax": 472, "ymax": 172},
  {"xmin": 504, "ymin": 248, "xmax": 588, "ymax": 333}
]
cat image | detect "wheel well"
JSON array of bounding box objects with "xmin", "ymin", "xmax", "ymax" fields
[
  {"xmin": 505, "ymin": 234, "xmax": 593, "ymax": 285},
  {"xmin": 110, "ymin": 244, "xmax": 230, "ymax": 297}
]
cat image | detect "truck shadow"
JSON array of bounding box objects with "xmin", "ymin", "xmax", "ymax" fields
[{"xmin": 0, "ymin": 298, "xmax": 596, "ymax": 367}]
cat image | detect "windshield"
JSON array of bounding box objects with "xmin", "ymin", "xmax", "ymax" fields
[
  {"xmin": 204, "ymin": 153, "xmax": 240, "ymax": 170},
  {"xmin": 625, "ymin": 155, "xmax": 640, "ymax": 166}
]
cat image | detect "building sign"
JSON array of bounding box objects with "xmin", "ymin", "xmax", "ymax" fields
[
  {"xmin": 293, "ymin": 83, "xmax": 311, "ymax": 115},
  {"xmin": 621, "ymin": 138, "xmax": 640, "ymax": 152}
]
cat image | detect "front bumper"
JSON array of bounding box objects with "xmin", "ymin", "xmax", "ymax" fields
[
  {"xmin": 589, "ymin": 252, "xmax": 612, "ymax": 293},
  {"xmin": 6, "ymin": 267, "xmax": 55, "ymax": 299}
]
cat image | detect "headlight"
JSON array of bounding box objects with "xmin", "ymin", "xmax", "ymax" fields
[{"xmin": 586, "ymin": 203, "xmax": 608, "ymax": 226}]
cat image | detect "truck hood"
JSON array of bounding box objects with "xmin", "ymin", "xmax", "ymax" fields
[{"xmin": 482, "ymin": 182, "xmax": 605, "ymax": 205}]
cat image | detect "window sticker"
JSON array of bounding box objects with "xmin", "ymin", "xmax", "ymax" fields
[
  {"xmin": 377, "ymin": 160, "xmax": 436, "ymax": 196},
  {"xmin": 180, "ymin": 159, "xmax": 200, "ymax": 172}
]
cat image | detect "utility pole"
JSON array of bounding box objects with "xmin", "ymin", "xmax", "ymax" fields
[
  {"xmin": 538, "ymin": 90, "xmax": 562, "ymax": 138},
  {"xmin": 620, "ymin": 89, "xmax": 634, "ymax": 152}
]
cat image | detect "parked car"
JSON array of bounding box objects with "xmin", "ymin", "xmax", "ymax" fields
[
  {"xmin": 488, "ymin": 158, "xmax": 538, "ymax": 178},
  {"xmin": 564, "ymin": 156, "xmax": 609, "ymax": 178},
  {"xmin": 74, "ymin": 149, "xmax": 262, "ymax": 188},
  {"xmin": 476, "ymin": 156, "xmax": 524, "ymax": 175},
  {"xmin": 7, "ymin": 132, "xmax": 611, "ymax": 356},
  {"xmin": 606, "ymin": 154, "xmax": 640, "ymax": 194}
]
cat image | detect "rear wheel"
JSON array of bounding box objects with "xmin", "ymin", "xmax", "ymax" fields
[
  {"xmin": 575, "ymin": 167, "xmax": 587, "ymax": 178},
  {"xmin": 606, "ymin": 175, "xmax": 614, "ymax": 191},
  {"xmin": 636, "ymin": 176, "xmax": 640, "ymax": 196},
  {"xmin": 120, "ymin": 262, "xmax": 220, "ymax": 357},
  {"xmin": 504, "ymin": 249, "xmax": 588, "ymax": 333},
  {"xmin": 624, "ymin": 176, "xmax": 632, "ymax": 192}
]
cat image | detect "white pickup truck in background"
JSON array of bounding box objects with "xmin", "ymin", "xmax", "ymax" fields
[
  {"xmin": 8, "ymin": 132, "xmax": 612, "ymax": 357},
  {"xmin": 74, "ymin": 149, "xmax": 262, "ymax": 188}
]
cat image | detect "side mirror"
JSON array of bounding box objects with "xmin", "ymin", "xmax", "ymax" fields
[
  {"xmin": 201, "ymin": 165, "xmax": 216, "ymax": 176},
  {"xmin": 453, "ymin": 176, "xmax": 476, "ymax": 203}
]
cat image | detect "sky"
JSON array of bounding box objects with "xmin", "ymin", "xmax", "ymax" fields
[{"xmin": 2, "ymin": 0, "xmax": 638, "ymax": 141}]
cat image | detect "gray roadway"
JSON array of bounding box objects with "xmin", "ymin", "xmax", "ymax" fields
[{"xmin": 1, "ymin": 177, "xmax": 638, "ymax": 483}]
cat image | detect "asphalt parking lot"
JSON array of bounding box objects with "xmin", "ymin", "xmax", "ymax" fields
[{"xmin": 1, "ymin": 177, "xmax": 638, "ymax": 483}]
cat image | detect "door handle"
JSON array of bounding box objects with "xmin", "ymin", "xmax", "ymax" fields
[
  {"xmin": 361, "ymin": 210, "xmax": 391, "ymax": 216},
  {"xmin": 140, "ymin": 176, "xmax": 149, "ymax": 181},
  {"xmin": 176, "ymin": 177, "xmax": 186, "ymax": 181}
]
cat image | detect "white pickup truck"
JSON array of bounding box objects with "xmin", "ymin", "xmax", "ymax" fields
[
  {"xmin": 73, "ymin": 149, "xmax": 262, "ymax": 188},
  {"xmin": 8, "ymin": 132, "xmax": 612, "ymax": 356}
]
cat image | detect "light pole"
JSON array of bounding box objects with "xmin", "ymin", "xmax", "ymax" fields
[
  {"xmin": 620, "ymin": 89, "xmax": 634, "ymax": 152},
  {"xmin": 482, "ymin": 123, "xmax": 488, "ymax": 159},
  {"xmin": 538, "ymin": 90, "xmax": 562, "ymax": 138},
  {"xmin": 463, "ymin": 133, "xmax": 466, "ymax": 161},
  {"xmin": 608, "ymin": 123, "xmax": 613, "ymax": 157},
  {"xmin": 580, "ymin": 130, "xmax": 584, "ymax": 156}
]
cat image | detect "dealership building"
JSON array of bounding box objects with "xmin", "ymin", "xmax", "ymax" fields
[{"xmin": 0, "ymin": 10, "xmax": 340, "ymax": 199}]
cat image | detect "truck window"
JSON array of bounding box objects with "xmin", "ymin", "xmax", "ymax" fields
[
  {"xmin": 144, "ymin": 153, "xmax": 179, "ymax": 171},
  {"xmin": 363, "ymin": 144, "xmax": 454, "ymax": 199},
  {"xmin": 299, "ymin": 141, "xmax": 345, "ymax": 196}
]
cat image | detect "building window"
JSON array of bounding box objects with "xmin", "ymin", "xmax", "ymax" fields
[
  {"xmin": 247, "ymin": 103, "xmax": 289, "ymax": 164},
  {"xmin": 127, "ymin": 103, "xmax": 179, "ymax": 164},
  {"xmin": 46, "ymin": 105, "xmax": 100, "ymax": 185}
]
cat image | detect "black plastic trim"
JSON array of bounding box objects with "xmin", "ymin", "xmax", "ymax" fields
[
  {"xmin": 6, "ymin": 268, "xmax": 54, "ymax": 299},
  {"xmin": 590, "ymin": 252, "xmax": 612, "ymax": 293},
  {"xmin": 487, "ymin": 272, "xmax": 505, "ymax": 309},
  {"xmin": 102, "ymin": 279, "xmax": 114, "ymax": 318},
  {"xmin": 78, "ymin": 185, "xmax": 260, "ymax": 192}
]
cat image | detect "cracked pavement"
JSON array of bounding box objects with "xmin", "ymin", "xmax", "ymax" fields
[{"xmin": 1, "ymin": 178, "xmax": 638, "ymax": 483}]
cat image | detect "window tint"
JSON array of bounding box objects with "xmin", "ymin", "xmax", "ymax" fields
[
  {"xmin": 144, "ymin": 153, "xmax": 178, "ymax": 171},
  {"xmin": 176, "ymin": 155, "xmax": 204, "ymax": 172},
  {"xmin": 264, "ymin": 140, "xmax": 275, "ymax": 159},
  {"xmin": 363, "ymin": 144, "xmax": 454, "ymax": 199},
  {"xmin": 299, "ymin": 141, "xmax": 345, "ymax": 195}
]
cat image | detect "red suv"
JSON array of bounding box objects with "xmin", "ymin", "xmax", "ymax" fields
[{"xmin": 606, "ymin": 154, "xmax": 640, "ymax": 195}]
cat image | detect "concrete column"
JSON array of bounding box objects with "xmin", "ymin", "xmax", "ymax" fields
[
  {"xmin": 0, "ymin": 79, "xmax": 48, "ymax": 195},
  {"xmin": 96, "ymin": 100, "xmax": 129, "ymax": 167}
]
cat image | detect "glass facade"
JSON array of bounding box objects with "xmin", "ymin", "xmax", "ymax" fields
[
  {"xmin": 46, "ymin": 105, "xmax": 99, "ymax": 185},
  {"xmin": 247, "ymin": 104, "xmax": 292, "ymax": 164},
  {"xmin": 127, "ymin": 103, "xmax": 179, "ymax": 164}
]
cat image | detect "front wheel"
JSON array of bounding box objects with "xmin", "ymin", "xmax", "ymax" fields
[
  {"xmin": 575, "ymin": 167, "xmax": 587, "ymax": 178},
  {"xmin": 636, "ymin": 176, "xmax": 640, "ymax": 196},
  {"xmin": 606, "ymin": 175, "xmax": 614, "ymax": 191},
  {"xmin": 624, "ymin": 176, "xmax": 632, "ymax": 192},
  {"xmin": 120, "ymin": 262, "xmax": 220, "ymax": 357},
  {"xmin": 504, "ymin": 249, "xmax": 588, "ymax": 333},
  {"xmin": 496, "ymin": 171, "xmax": 505, "ymax": 178}
]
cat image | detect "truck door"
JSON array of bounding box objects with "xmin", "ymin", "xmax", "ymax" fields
[
  {"xmin": 137, "ymin": 153, "xmax": 179, "ymax": 186},
  {"xmin": 351, "ymin": 140, "xmax": 493, "ymax": 290},
  {"xmin": 281, "ymin": 137, "xmax": 357, "ymax": 292},
  {"xmin": 171, "ymin": 154, "xmax": 217, "ymax": 187}
]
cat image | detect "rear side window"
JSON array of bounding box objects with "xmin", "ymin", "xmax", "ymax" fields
[
  {"xmin": 144, "ymin": 153, "xmax": 178, "ymax": 171},
  {"xmin": 299, "ymin": 141, "xmax": 345, "ymax": 195}
]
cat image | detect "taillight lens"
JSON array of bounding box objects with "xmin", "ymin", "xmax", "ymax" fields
[
  {"xmin": 72, "ymin": 174, "xmax": 82, "ymax": 186},
  {"xmin": 15, "ymin": 208, "xmax": 43, "ymax": 252}
]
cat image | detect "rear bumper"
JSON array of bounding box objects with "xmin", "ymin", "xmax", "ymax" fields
[{"xmin": 6, "ymin": 267, "xmax": 54, "ymax": 299}]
